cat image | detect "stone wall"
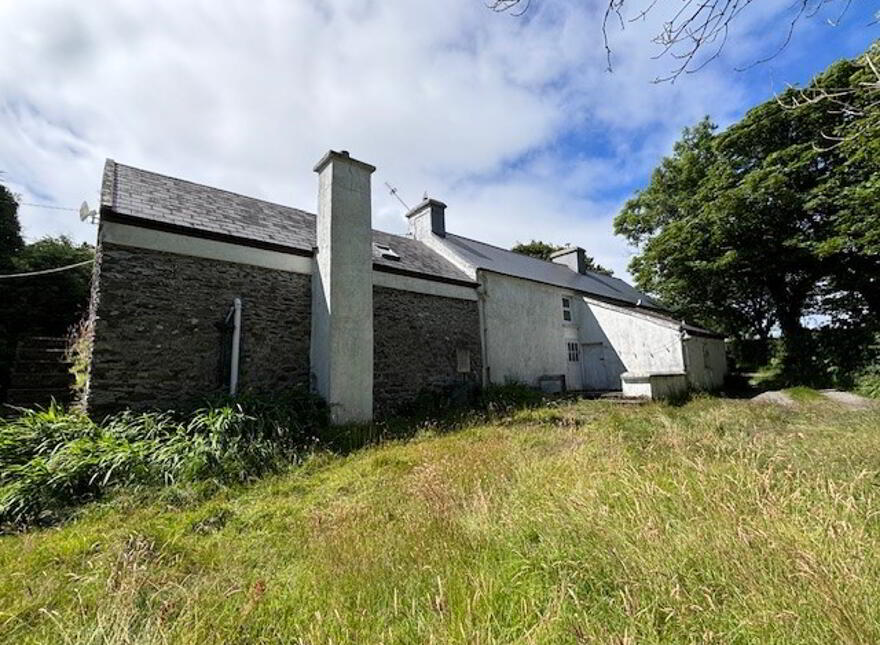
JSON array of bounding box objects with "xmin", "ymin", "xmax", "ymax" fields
[
  {"xmin": 86, "ymin": 242, "xmax": 311, "ymax": 415},
  {"xmin": 373, "ymin": 285, "xmax": 482, "ymax": 413}
]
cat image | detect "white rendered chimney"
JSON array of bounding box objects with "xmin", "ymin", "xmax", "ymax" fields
[
  {"xmin": 406, "ymin": 198, "xmax": 446, "ymax": 240},
  {"xmin": 310, "ymin": 150, "xmax": 375, "ymax": 424},
  {"xmin": 550, "ymin": 246, "xmax": 587, "ymax": 274}
]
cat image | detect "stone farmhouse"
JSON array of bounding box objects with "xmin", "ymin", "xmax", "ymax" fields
[{"xmin": 85, "ymin": 150, "xmax": 726, "ymax": 423}]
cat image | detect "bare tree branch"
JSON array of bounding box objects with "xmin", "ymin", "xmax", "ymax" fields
[{"xmin": 489, "ymin": 0, "xmax": 859, "ymax": 82}]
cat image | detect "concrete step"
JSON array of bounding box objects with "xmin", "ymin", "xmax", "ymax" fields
[
  {"xmin": 17, "ymin": 336, "xmax": 68, "ymax": 350},
  {"xmin": 10, "ymin": 372, "xmax": 73, "ymax": 388},
  {"xmin": 8, "ymin": 359, "xmax": 71, "ymax": 375},
  {"xmin": 16, "ymin": 347, "xmax": 70, "ymax": 361},
  {"xmin": 5, "ymin": 387, "xmax": 73, "ymax": 408}
]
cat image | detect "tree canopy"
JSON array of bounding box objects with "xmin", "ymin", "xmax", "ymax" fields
[
  {"xmin": 512, "ymin": 240, "xmax": 613, "ymax": 275},
  {"xmin": 614, "ymin": 46, "xmax": 880, "ymax": 375},
  {"xmin": 0, "ymin": 184, "xmax": 23, "ymax": 273}
]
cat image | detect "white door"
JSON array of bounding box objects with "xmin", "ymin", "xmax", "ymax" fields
[
  {"xmin": 565, "ymin": 341, "xmax": 582, "ymax": 391},
  {"xmin": 581, "ymin": 343, "xmax": 612, "ymax": 390}
]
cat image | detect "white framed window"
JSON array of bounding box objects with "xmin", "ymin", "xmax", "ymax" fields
[
  {"xmin": 562, "ymin": 297, "xmax": 572, "ymax": 322},
  {"xmin": 567, "ymin": 341, "xmax": 580, "ymax": 362}
]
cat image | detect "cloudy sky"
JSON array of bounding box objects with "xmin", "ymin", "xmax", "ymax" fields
[{"xmin": 1, "ymin": 0, "xmax": 876, "ymax": 278}]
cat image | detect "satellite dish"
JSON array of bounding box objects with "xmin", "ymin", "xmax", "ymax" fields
[{"xmin": 79, "ymin": 201, "xmax": 97, "ymax": 224}]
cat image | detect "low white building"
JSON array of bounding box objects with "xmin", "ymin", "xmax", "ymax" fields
[{"xmin": 86, "ymin": 150, "xmax": 726, "ymax": 424}]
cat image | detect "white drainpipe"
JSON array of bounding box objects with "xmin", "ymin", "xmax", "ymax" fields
[{"xmin": 230, "ymin": 297, "xmax": 242, "ymax": 396}]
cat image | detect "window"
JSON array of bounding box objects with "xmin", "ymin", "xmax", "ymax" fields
[
  {"xmin": 562, "ymin": 296, "xmax": 572, "ymax": 322},
  {"xmin": 567, "ymin": 341, "xmax": 580, "ymax": 362},
  {"xmin": 373, "ymin": 242, "xmax": 400, "ymax": 261}
]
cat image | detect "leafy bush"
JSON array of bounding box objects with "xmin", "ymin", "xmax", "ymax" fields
[
  {"xmin": 477, "ymin": 383, "xmax": 545, "ymax": 414},
  {"xmin": 855, "ymin": 365, "xmax": 880, "ymax": 400},
  {"xmin": 65, "ymin": 317, "xmax": 94, "ymax": 399},
  {"xmin": 0, "ymin": 390, "xmax": 327, "ymax": 529}
]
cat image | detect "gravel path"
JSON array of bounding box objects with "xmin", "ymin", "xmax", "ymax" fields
[
  {"xmin": 751, "ymin": 389, "xmax": 876, "ymax": 410},
  {"xmin": 751, "ymin": 391, "xmax": 796, "ymax": 407},
  {"xmin": 819, "ymin": 389, "xmax": 877, "ymax": 410}
]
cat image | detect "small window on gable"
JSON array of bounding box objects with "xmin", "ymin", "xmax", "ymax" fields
[
  {"xmin": 562, "ymin": 297, "xmax": 572, "ymax": 322},
  {"xmin": 567, "ymin": 341, "xmax": 580, "ymax": 362},
  {"xmin": 373, "ymin": 242, "xmax": 400, "ymax": 261}
]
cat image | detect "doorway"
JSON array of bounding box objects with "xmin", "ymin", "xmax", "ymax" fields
[
  {"xmin": 565, "ymin": 341, "xmax": 582, "ymax": 391},
  {"xmin": 581, "ymin": 342, "xmax": 614, "ymax": 390}
]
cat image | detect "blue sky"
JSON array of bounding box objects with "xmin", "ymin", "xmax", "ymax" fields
[{"xmin": 1, "ymin": 0, "xmax": 877, "ymax": 279}]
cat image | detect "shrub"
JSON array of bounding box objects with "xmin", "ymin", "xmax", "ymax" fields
[
  {"xmin": 855, "ymin": 365, "xmax": 880, "ymax": 399},
  {"xmin": 477, "ymin": 383, "xmax": 545, "ymax": 414},
  {"xmin": 65, "ymin": 317, "xmax": 94, "ymax": 400},
  {"xmin": 0, "ymin": 390, "xmax": 327, "ymax": 529}
]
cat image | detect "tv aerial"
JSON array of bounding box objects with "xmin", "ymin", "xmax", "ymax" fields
[{"xmin": 79, "ymin": 201, "xmax": 97, "ymax": 224}]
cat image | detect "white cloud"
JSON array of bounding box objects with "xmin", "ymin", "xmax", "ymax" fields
[{"xmin": 0, "ymin": 0, "xmax": 866, "ymax": 280}]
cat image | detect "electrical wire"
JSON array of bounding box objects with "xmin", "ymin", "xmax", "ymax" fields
[
  {"xmin": 0, "ymin": 259, "xmax": 94, "ymax": 279},
  {"xmin": 18, "ymin": 202, "xmax": 79, "ymax": 212}
]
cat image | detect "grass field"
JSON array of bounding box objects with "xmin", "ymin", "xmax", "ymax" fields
[{"xmin": 2, "ymin": 396, "xmax": 880, "ymax": 644}]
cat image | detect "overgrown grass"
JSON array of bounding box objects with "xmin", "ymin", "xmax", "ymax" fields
[
  {"xmin": 2, "ymin": 396, "xmax": 880, "ymax": 643},
  {"xmin": 0, "ymin": 390, "xmax": 327, "ymax": 529}
]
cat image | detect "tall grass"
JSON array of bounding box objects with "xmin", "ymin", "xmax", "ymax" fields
[
  {"xmin": 0, "ymin": 391, "xmax": 326, "ymax": 529},
  {"xmin": 2, "ymin": 396, "xmax": 879, "ymax": 643}
]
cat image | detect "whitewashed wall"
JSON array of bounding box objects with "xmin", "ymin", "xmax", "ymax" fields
[
  {"xmin": 683, "ymin": 335, "xmax": 727, "ymax": 390},
  {"xmin": 480, "ymin": 271, "xmax": 570, "ymax": 384},
  {"xmin": 479, "ymin": 271, "xmax": 700, "ymax": 390},
  {"xmin": 583, "ymin": 299, "xmax": 685, "ymax": 380}
]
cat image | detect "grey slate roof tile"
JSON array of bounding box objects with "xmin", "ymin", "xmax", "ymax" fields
[
  {"xmin": 443, "ymin": 233, "xmax": 667, "ymax": 310},
  {"xmin": 101, "ymin": 160, "xmax": 474, "ymax": 285}
]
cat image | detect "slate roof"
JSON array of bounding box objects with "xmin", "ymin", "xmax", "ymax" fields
[
  {"xmin": 100, "ymin": 160, "xmax": 475, "ymax": 285},
  {"xmin": 440, "ymin": 234, "xmax": 725, "ymax": 337},
  {"xmin": 442, "ymin": 233, "xmax": 666, "ymax": 310}
]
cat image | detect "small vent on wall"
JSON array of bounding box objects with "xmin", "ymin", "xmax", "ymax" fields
[{"xmin": 373, "ymin": 243, "xmax": 400, "ymax": 261}]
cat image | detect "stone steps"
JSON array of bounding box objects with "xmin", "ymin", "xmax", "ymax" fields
[{"xmin": 3, "ymin": 336, "xmax": 74, "ymax": 412}]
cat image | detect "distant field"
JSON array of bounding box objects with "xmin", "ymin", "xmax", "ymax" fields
[{"xmin": 2, "ymin": 396, "xmax": 880, "ymax": 644}]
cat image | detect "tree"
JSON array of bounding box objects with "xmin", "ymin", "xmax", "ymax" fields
[
  {"xmin": 0, "ymin": 183, "xmax": 23, "ymax": 272},
  {"xmin": 614, "ymin": 46, "xmax": 880, "ymax": 378},
  {"xmin": 512, "ymin": 239, "xmax": 613, "ymax": 275},
  {"xmin": 489, "ymin": 1, "xmax": 861, "ymax": 81},
  {"xmin": 511, "ymin": 240, "xmax": 560, "ymax": 260},
  {"xmin": 10, "ymin": 237, "xmax": 95, "ymax": 336}
]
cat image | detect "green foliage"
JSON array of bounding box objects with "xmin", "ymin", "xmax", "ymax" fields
[
  {"xmin": 511, "ymin": 239, "xmax": 613, "ymax": 275},
  {"xmin": 65, "ymin": 318, "xmax": 94, "ymax": 397},
  {"xmin": 0, "ymin": 183, "xmax": 22, "ymax": 272},
  {"xmin": 855, "ymin": 367, "xmax": 880, "ymax": 399},
  {"xmin": 615, "ymin": 44, "xmax": 880, "ymax": 377},
  {"xmin": 2, "ymin": 397, "xmax": 880, "ymax": 643},
  {"xmin": 477, "ymin": 382, "xmax": 544, "ymax": 413},
  {"xmin": 511, "ymin": 239, "xmax": 561, "ymax": 260},
  {"xmin": 9, "ymin": 236, "xmax": 94, "ymax": 336},
  {"xmin": 0, "ymin": 391, "xmax": 327, "ymax": 529}
]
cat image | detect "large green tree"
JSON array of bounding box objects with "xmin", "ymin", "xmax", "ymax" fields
[{"xmin": 614, "ymin": 46, "xmax": 880, "ymax": 375}]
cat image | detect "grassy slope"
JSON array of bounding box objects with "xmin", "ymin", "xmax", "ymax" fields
[{"xmin": 2, "ymin": 397, "xmax": 880, "ymax": 644}]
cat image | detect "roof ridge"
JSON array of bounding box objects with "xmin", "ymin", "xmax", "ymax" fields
[{"xmin": 446, "ymin": 231, "xmax": 618, "ymax": 281}]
